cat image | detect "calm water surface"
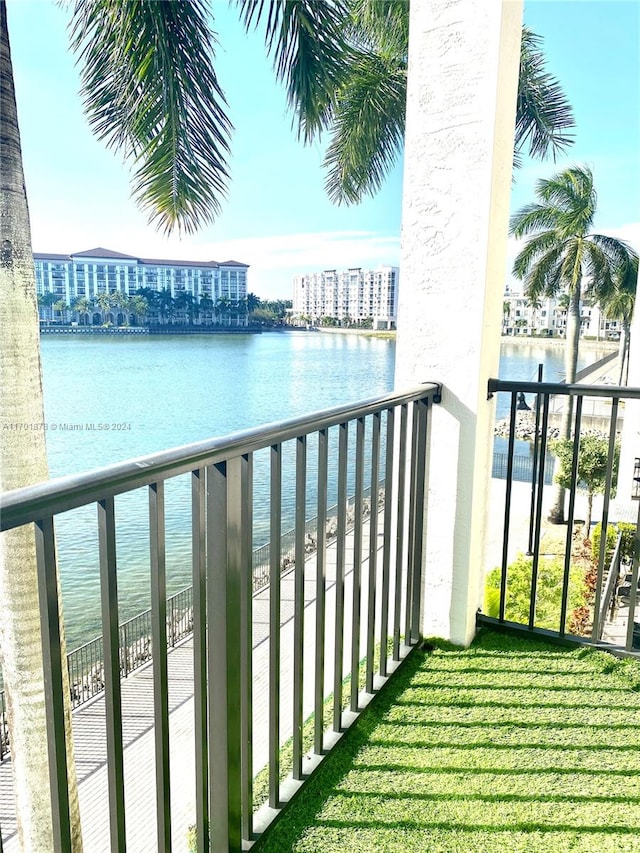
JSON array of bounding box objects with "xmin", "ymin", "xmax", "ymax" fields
[{"xmin": 39, "ymin": 333, "xmax": 610, "ymax": 647}]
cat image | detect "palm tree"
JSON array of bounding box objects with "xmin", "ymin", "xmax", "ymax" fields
[
  {"xmin": 599, "ymin": 255, "xmax": 639, "ymax": 385},
  {"xmin": 94, "ymin": 291, "xmax": 114, "ymax": 325},
  {"xmin": 53, "ymin": 299, "xmax": 68, "ymax": 324},
  {"xmin": 157, "ymin": 287, "xmax": 175, "ymax": 325},
  {"xmin": 72, "ymin": 296, "xmax": 92, "ymax": 326},
  {"xmin": 127, "ymin": 294, "xmax": 149, "ymax": 327},
  {"xmin": 110, "ymin": 290, "xmax": 130, "ymax": 326},
  {"xmin": 216, "ymin": 295, "xmax": 231, "ymax": 327},
  {"xmin": 198, "ymin": 294, "xmax": 214, "ymax": 326},
  {"xmin": 37, "ymin": 291, "xmax": 57, "ymax": 324},
  {"xmin": 174, "ymin": 290, "xmax": 196, "ymax": 326},
  {"xmin": 246, "ymin": 292, "xmax": 261, "ymax": 314},
  {"xmin": 296, "ymin": 1, "xmax": 575, "ymax": 204},
  {"xmin": 510, "ymin": 166, "xmax": 638, "ymax": 522}
]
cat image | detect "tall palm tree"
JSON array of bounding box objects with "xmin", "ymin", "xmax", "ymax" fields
[
  {"xmin": 510, "ymin": 166, "xmax": 638, "ymax": 522},
  {"xmin": 599, "ymin": 255, "xmax": 638, "ymax": 385},
  {"xmin": 295, "ymin": 1, "xmax": 575, "ymax": 204}
]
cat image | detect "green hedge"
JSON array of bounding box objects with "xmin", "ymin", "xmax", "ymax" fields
[
  {"xmin": 485, "ymin": 552, "xmax": 588, "ymax": 631},
  {"xmin": 591, "ymin": 521, "xmax": 636, "ymax": 565}
]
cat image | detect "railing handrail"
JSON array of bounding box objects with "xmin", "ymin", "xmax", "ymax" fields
[
  {"xmin": 487, "ymin": 377, "xmax": 640, "ymax": 399},
  {"xmin": 0, "ymin": 383, "xmax": 441, "ymax": 531}
]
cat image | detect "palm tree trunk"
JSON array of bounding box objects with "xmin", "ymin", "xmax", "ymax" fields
[
  {"xmin": 618, "ymin": 322, "xmax": 629, "ymax": 386},
  {"xmin": 0, "ymin": 4, "xmax": 82, "ymax": 848},
  {"xmin": 548, "ymin": 288, "xmax": 581, "ymax": 523}
]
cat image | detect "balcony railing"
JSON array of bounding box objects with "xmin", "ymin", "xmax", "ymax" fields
[
  {"xmin": 0, "ymin": 383, "xmax": 440, "ymax": 852},
  {"xmin": 481, "ymin": 377, "xmax": 640, "ymax": 656}
]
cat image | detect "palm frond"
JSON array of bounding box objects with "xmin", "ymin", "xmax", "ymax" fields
[
  {"xmin": 509, "ymin": 203, "xmax": 561, "ymax": 238},
  {"xmin": 512, "ymin": 230, "xmax": 560, "ymax": 279},
  {"xmin": 522, "ymin": 244, "xmax": 565, "ymax": 301},
  {"xmin": 515, "ymin": 26, "xmax": 575, "ymax": 162},
  {"xmin": 323, "ymin": 49, "xmax": 405, "ymax": 204},
  {"xmin": 589, "ymin": 233, "xmax": 638, "ymax": 270},
  {"xmin": 70, "ymin": 0, "xmax": 232, "ymax": 234},
  {"xmin": 237, "ymin": 0, "xmax": 352, "ymax": 142},
  {"xmin": 346, "ymin": 0, "xmax": 409, "ymax": 57}
]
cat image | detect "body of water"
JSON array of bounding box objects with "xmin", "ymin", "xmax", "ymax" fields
[{"xmin": 37, "ymin": 332, "xmax": 611, "ymax": 648}]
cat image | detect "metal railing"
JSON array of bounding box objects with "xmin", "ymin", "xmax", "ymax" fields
[
  {"xmin": 0, "ymin": 382, "xmax": 439, "ymax": 852},
  {"xmin": 481, "ymin": 377, "xmax": 640, "ymax": 655}
]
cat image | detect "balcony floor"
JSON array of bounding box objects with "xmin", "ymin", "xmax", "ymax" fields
[{"xmin": 258, "ymin": 629, "xmax": 640, "ymax": 853}]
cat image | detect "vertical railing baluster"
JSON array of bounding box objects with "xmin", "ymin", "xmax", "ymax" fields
[
  {"xmin": 208, "ymin": 460, "xmax": 242, "ymax": 852},
  {"xmin": 149, "ymin": 481, "xmax": 171, "ymax": 851},
  {"xmin": 293, "ymin": 435, "xmax": 307, "ymax": 780},
  {"xmin": 560, "ymin": 397, "xmax": 583, "ymax": 635},
  {"xmin": 34, "ymin": 516, "xmax": 72, "ymax": 852},
  {"xmin": 379, "ymin": 408, "xmax": 395, "ymax": 676},
  {"xmin": 366, "ymin": 412, "xmax": 381, "ymax": 693},
  {"xmin": 409, "ymin": 398, "xmax": 429, "ymax": 643},
  {"xmin": 332, "ymin": 422, "xmax": 348, "ymax": 732},
  {"xmin": 529, "ymin": 394, "xmax": 551, "ymax": 630},
  {"xmin": 97, "ymin": 497, "xmax": 126, "ymax": 851},
  {"xmin": 405, "ymin": 403, "xmax": 421, "ymax": 644},
  {"xmin": 191, "ymin": 468, "xmax": 208, "ymax": 851},
  {"xmin": 240, "ymin": 454, "xmax": 253, "ymax": 841},
  {"xmin": 350, "ymin": 418, "xmax": 365, "ymax": 712},
  {"xmin": 626, "ymin": 498, "xmax": 640, "ymax": 651},
  {"xmin": 591, "ymin": 398, "xmax": 619, "ymax": 641},
  {"xmin": 499, "ymin": 393, "xmax": 518, "ymax": 622},
  {"xmin": 269, "ymin": 443, "xmax": 282, "ymax": 807},
  {"xmin": 314, "ymin": 429, "xmax": 328, "ymax": 754},
  {"xmin": 393, "ymin": 404, "xmax": 408, "ymax": 660}
]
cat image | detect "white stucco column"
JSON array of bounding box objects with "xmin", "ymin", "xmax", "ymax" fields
[{"xmin": 395, "ymin": 0, "xmax": 523, "ymax": 645}]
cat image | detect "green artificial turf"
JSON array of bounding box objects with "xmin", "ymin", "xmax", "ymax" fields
[{"xmin": 256, "ymin": 630, "xmax": 640, "ymax": 853}]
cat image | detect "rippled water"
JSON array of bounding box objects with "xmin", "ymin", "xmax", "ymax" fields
[{"xmin": 39, "ymin": 333, "xmax": 611, "ymax": 648}]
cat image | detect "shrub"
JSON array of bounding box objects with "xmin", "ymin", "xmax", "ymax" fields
[
  {"xmin": 591, "ymin": 521, "xmax": 636, "ymax": 565},
  {"xmin": 485, "ymin": 552, "xmax": 589, "ymax": 631}
]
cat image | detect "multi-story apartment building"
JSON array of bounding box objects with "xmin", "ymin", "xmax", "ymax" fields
[
  {"xmin": 502, "ymin": 289, "xmax": 622, "ymax": 340},
  {"xmin": 34, "ymin": 247, "xmax": 249, "ymax": 307},
  {"xmin": 293, "ymin": 265, "xmax": 398, "ymax": 329}
]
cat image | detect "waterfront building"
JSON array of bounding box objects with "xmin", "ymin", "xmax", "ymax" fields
[
  {"xmin": 502, "ymin": 287, "xmax": 622, "ymax": 340},
  {"xmin": 292, "ymin": 265, "xmax": 398, "ymax": 329},
  {"xmin": 34, "ymin": 247, "xmax": 249, "ymax": 324}
]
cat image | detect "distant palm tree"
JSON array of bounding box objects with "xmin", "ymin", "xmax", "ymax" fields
[
  {"xmin": 199, "ymin": 294, "xmax": 214, "ymax": 325},
  {"xmin": 72, "ymin": 296, "xmax": 92, "ymax": 326},
  {"xmin": 128, "ymin": 294, "xmax": 149, "ymax": 326},
  {"xmin": 246, "ymin": 292, "xmax": 261, "ymax": 314},
  {"xmin": 216, "ymin": 296, "xmax": 231, "ymax": 327},
  {"xmin": 37, "ymin": 291, "xmax": 57, "ymax": 324},
  {"xmin": 599, "ymin": 255, "xmax": 638, "ymax": 385},
  {"xmin": 510, "ymin": 166, "xmax": 638, "ymax": 522},
  {"xmin": 53, "ymin": 299, "xmax": 68, "ymax": 324},
  {"xmin": 94, "ymin": 292, "xmax": 113, "ymax": 325},
  {"xmin": 157, "ymin": 287, "xmax": 175, "ymax": 325},
  {"xmin": 298, "ymin": 2, "xmax": 575, "ymax": 204}
]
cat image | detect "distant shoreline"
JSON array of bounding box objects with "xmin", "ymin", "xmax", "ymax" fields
[
  {"xmin": 500, "ymin": 335, "xmax": 618, "ymax": 352},
  {"xmin": 39, "ymin": 325, "xmax": 261, "ymax": 336},
  {"xmin": 316, "ymin": 327, "xmax": 397, "ymax": 339}
]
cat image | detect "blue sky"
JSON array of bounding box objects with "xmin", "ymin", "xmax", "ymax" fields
[{"xmin": 6, "ymin": 1, "xmax": 639, "ymax": 298}]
